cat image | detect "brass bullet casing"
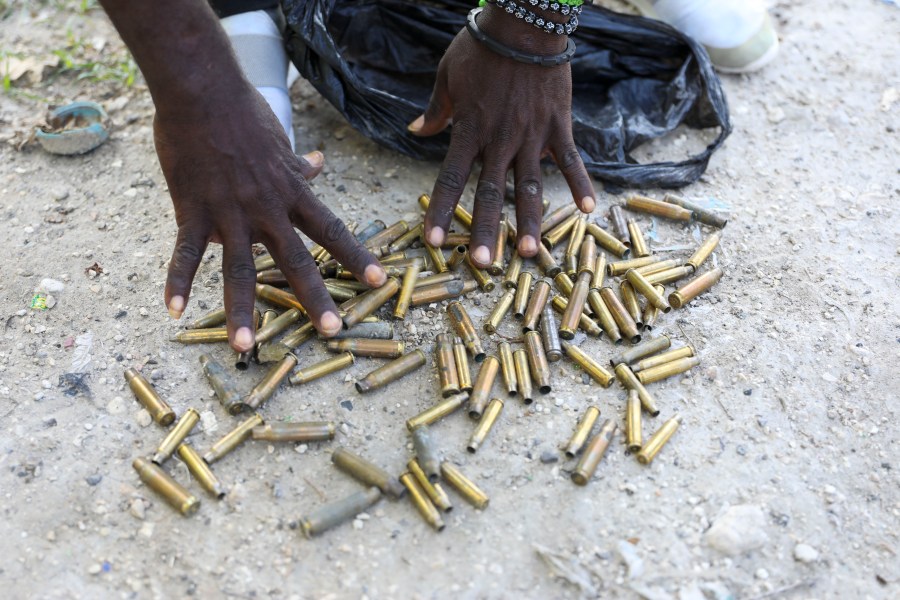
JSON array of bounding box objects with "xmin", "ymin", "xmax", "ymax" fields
[
  {"xmin": 498, "ymin": 342, "xmax": 518, "ymax": 396},
  {"xmin": 513, "ymin": 271, "xmax": 534, "ymax": 319},
  {"xmin": 254, "ymin": 307, "xmax": 279, "ymax": 349},
  {"xmin": 551, "ymin": 295, "xmax": 603, "ymax": 337},
  {"xmin": 133, "ymin": 457, "xmax": 200, "ymax": 516},
  {"xmin": 513, "ymin": 349, "xmax": 534, "ymax": 404},
  {"xmin": 633, "ymin": 258, "xmax": 680, "ymax": 276},
  {"xmin": 447, "ymin": 301, "xmax": 486, "ymax": 363},
  {"xmin": 393, "ymin": 261, "xmax": 422, "ymax": 320},
  {"xmin": 611, "ymin": 335, "xmax": 671, "ymax": 366},
  {"xmin": 255, "ymin": 283, "xmax": 306, "ymax": 313},
  {"xmin": 199, "ymin": 354, "xmax": 245, "ymax": 415},
  {"xmin": 332, "ymin": 447, "xmax": 406, "ymax": 499},
  {"xmin": 637, "ymin": 414, "xmax": 682, "ymax": 464},
  {"xmin": 424, "ymin": 242, "xmax": 449, "ymax": 274},
  {"xmin": 522, "ymin": 277, "xmax": 552, "ymax": 332},
  {"xmin": 571, "ymin": 419, "xmax": 618, "ymax": 486},
  {"xmin": 411, "ymin": 425, "xmax": 441, "ymax": 482},
  {"xmin": 416, "ymin": 272, "xmax": 460, "ymax": 289},
  {"xmin": 503, "ymin": 251, "xmax": 523, "ymax": 289},
  {"xmin": 467, "ymin": 397, "xmax": 504, "ymax": 453},
  {"xmin": 685, "ymin": 232, "xmax": 722, "ymax": 273},
  {"xmin": 440, "ymin": 462, "xmax": 490, "ymax": 509},
  {"xmin": 669, "ymin": 267, "xmax": 724, "ymax": 309},
  {"xmin": 484, "ymin": 289, "xmax": 515, "ymax": 333},
  {"xmin": 408, "ymin": 459, "xmax": 453, "ymax": 512},
  {"xmin": 323, "ymin": 281, "xmax": 358, "ymax": 302},
  {"xmin": 600, "ymin": 287, "xmax": 641, "ymax": 344},
  {"xmin": 625, "ymin": 390, "xmax": 642, "ymax": 452},
  {"xmin": 355, "ymin": 219, "xmax": 387, "ymax": 244},
  {"xmin": 524, "ymin": 331, "xmax": 552, "ymax": 394},
  {"xmin": 540, "ymin": 305, "xmax": 563, "ymax": 362},
  {"xmin": 613, "ymin": 364, "xmax": 659, "ymax": 417},
  {"xmin": 607, "ymin": 255, "xmax": 658, "ymax": 277},
  {"xmin": 441, "ymin": 232, "xmax": 472, "ymax": 248},
  {"xmin": 663, "ymin": 193, "xmax": 728, "ymax": 228},
  {"xmin": 300, "ymin": 487, "xmax": 382, "ymax": 538},
  {"xmin": 235, "ymin": 307, "xmax": 262, "ymax": 370},
  {"xmin": 244, "ymin": 353, "xmax": 298, "ymax": 410},
  {"xmin": 124, "ymin": 368, "xmax": 175, "ymax": 426},
  {"xmin": 564, "ymin": 405, "xmax": 601, "ymax": 458},
  {"xmin": 289, "ymin": 352, "xmax": 355, "ymax": 386},
  {"xmin": 637, "ymin": 356, "xmax": 701, "ymax": 384},
  {"xmin": 446, "ymin": 244, "xmax": 468, "ymax": 269},
  {"xmin": 464, "ymin": 253, "xmax": 496, "ymax": 292},
  {"xmin": 644, "ymin": 266, "xmax": 693, "ymax": 286},
  {"xmin": 626, "ymin": 269, "xmax": 671, "ymax": 313},
  {"xmin": 641, "ymin": 285, "xmax": 666, "ymax": 331},
  {"xmin": 381, "ymin": 248, "xmax": 428, "ymax": 265},
  {"xmin": 564, "ymin": 215, "xmax": 587, "ymax": 276},
  {"xmin": 254, "ymin": 254, "xmax": 276, "ymax": 271},
  {"xmin": 355, "ymin": 350, "xmax": 427, "ymax": 394},
  {"xmin": 560, "ymin": 272, "xmax": 591, "ymax": 340},
  {"xmin": 560, "ymin": 341, "xmax": 614, "ymax": 388},
  {"xmin": 632, "ymin": 345, "xmax": 695, "ymax": 373},
  {"xmin": 406, "ymin": 392, "xmax": 469, "ymax": 431},
  {"xmin": 410, "ymin": 279, "xmax": 477, "ymax": 306},
  {"xmin": 152, "ymin": 408, "xmax": 201, "ymax": 465},
  {"xmin": 585, "ymin": 222, "xmax": 630, "ymax": 259},
  {"xmin": 400, "ymin": 472, "xmax": 445, "ymax": 531},
  {"xmin": 435, "ymin": 333, "xmax": 461, "ymax": 398},
  {"xmin": 541, "ymin": 212, "xmax": 580, "ymax": 248},
  {"xmin": 187, "ymin": 307, "xmax": 227, "ymax": 330},
  {"xmin": 489, "ymin": 218, "xmax": 507, "ymax": 275},
  {"xmin": 171, "ymin": 328, "xmax": 229, "ymax": 344},
  {"xmin": 365, "ymin": 220, "xmax": 410, "ymax": 255},
  {"xmin": 251, "ymin": 421, "xmax": 336, "ymax": 442},
  {"xmin": 467, "ymin": 355, "xmax": 500, "ymax": 419},
  {"xmin": 587, "ymin": 290, "xmax": 622, "ymax": 344},
  {"xmin": 535, "ymin": 243, "xmax": 562, "ymax": 278},
  {"xmin": 608, "ymin": 205, "xmax": 631, "ymax": 247},
  {"xmin": 388, "ymin": 222, "xmax": 423, "ymax": 255},
  {"xmin": 620, "ymin": 281, "xmax": 644, "ymax": 328},
  {"xmin": 177, "ymin": 444, "xmax": 226, "ymax": 499},
  {"xmin": 257, "ymin": 320, "xmax": 315, "ymax": 364},
  {"xmin": 203, "ymin": 413, "xmax": 264, "ymax": 464},
  {"xmin": 563, "ymin": 259, "xmax": 578, "ymax": 290},
  {"xmin": 625, "ymin": 194, "xmax": 693, "ymax": 221},
  {"xmin": 453, "ymin": 337, "xmax": 473, "ymax": 392},
  {"xmin": 541, "ymin": 204, "xmax": 578, "ymax": 234},
  {"xmin": 577, "ymin": 235, "xmax": 597, "ymax": 277},
  {"xmin": 343, "ymin": 277, "xmax": 400, "ymax": 328},
  {"xmin": 554, "ymin": 272, "xmax": 575, "ymax": 298},
  {"xmin": 328, "ymin": 321, "xmax": 394, "ymax": 340},
  {"xmin": 327, "ymin": 338, "xmax": 405, "ymax": 359}
]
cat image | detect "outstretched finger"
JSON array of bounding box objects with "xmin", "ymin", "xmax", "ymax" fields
[
  {"xmin": 424, "ymin": 122, "xmax": 478, "ymax": 247},
  {"xmin": 221, "ymin": 233, "xmax": 259, "ymax": 353},
  {"xmin": 165, "ymin": 222, "xmax": 210, "ymax": 319},
  {"xmin": 513, "ymin": 148, "xmax": 544, "ymax": 258},
  {"xmin": 469, "ymin": 149, "xmax": 513, "ymax": 268},
  {"xmin": 550, "ymin": 136, "xmax": 596, "ymax": 214}
]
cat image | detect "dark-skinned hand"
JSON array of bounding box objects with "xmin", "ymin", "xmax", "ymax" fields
[{"xmin": 409, "ymin": 4, "xmax": 595, "ymax": 268}]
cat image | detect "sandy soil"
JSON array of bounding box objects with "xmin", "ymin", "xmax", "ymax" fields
[{"xmin": 0, "ymin": 1, "xmax": 898, "ymax": 598}]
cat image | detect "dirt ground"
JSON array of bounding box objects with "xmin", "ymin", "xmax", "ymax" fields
[{"xmin": 1, "ymin": 1, "xmax": 898, "ymax": 598}]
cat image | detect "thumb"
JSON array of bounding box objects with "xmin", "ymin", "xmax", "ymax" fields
[{"xmin": 409, "ymin": 68, "xmax": 452, "ymax": 137}]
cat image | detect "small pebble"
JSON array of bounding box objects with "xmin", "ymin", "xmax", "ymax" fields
[
  {"xmin": 85, "ymin": 474, "xmax": 103, "ymax": 486},
  {"xmin": 540, "ymin": 451, "xmax": 558, "ymax": 464},
  {"xmin": 755, "ymin": 568, "xmax": 769, "ymax": 580},
  {"xmin": 135, "ymin": 409, "xmax": 152, "ymax": 428},
  {"xmin": 88, "ymin": 564, "xmax": 102, "ymax": 575},
  {"xmin": 793, "ymin": 543, "xmax": 819, "ymax": 563}
]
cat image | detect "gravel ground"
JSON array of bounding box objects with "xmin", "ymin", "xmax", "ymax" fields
[{"xmin": 0, "ymin": 1, "xmax": 898, "ymax": 598}]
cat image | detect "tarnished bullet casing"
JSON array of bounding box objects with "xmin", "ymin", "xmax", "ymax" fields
[
  {"xmin": 489, "ymin": 219, "xmax": 507, "ymax": 275},
  {"xmin": 626, "ymin": 269, "xmax": 671, "ymax": 313},
  {"xmin": 440, "ymin": 462, "xmax": 490, "ymax": 509},
  {"xmin": 355, "ymin": 219, "xmax": 387, "ymax": 244},
  {"xmin": 637, "ymin": 415, "xmax": 682, "ymax": 464},
  {"xmin": 245, "ymin": 353, "xmax": 298, "ymax": 410},
  {"xmin": 133, "ymin": 457, "xmax": 200, "ymax": 516},
  {"xmin": 453, "ymin": 337, "xmax": 473, "ymax": 392},
  {"xmin": 411, "ymin": 425, "xmax": 441, "ymax": 482},
  {"xmin": 447, "ymin": 301, "xmax": 485, "ymax": 362},
  {"xmin": 561, "ymin": 341, "xmax": 614, "ymax": 387},
  {"xmin": 633, "ymin": 258, "xmax": 680, "ymax": 276},
  {"xmin": 600, "ymin": 287, "xmax": 641, "ymax": 344},
  {"xmin": 503, "ymin": 251, "xmax": 523, "ymax": 289},
  {"xmin": 251, "ymin": 421, "xmax": 336, "ymax": 442},
  {"xmin": 484, "ymin": 289, "xmax": 515, "ymax": 334},
  {"xmin": 467, "ymin": 397, "xmax": 504, "ymax": 453},
  {"xmin": 177, "ymin": 443, "xmax": 226, "ymax": 499},
  {"xmin": 608, "ymin": 205, "xmax": 630, "ymax": 247},
  {"xmin": 289, "ymin": 353, "xmax": 354, "ymax": 385},
  {"xmin": 355, "ymin": 350, "xmax": 427, "ymax": 393},
  {"xmin": 235, "ymin": 308, "xmax": 262, "ymax": 370},
  {"xmin": 254, "ymin": 307, "xmax": 279, "ymax": 350},
  {"xmin": 564, "ymin": 406, "xmax": 600, "ymax": 458},
  {"xmin": 522, "ymin": 277, "xmax": 552, "ymax": 332},
  {"xmin": 513, "ymin": 349, "xmax": 533, "ymax": 404},
  {"xmin": 406, "ymin": 392, "xmax": 469, "ymax": 430},
  {"xmin": 424, "ymin": 241, "xmax": 449, "ymax": 274},
  {"xmin": 435, "ymin": 333, "xmax": 461, "ymax": 398},
  {"xmin": 300, "ymin": 487, "xmax": 382, "ymax": 538},
  {"xmin": 343, "ymin": 277, "xmax": 400, "ymax": 328},
  {"xmin": 441, "ymin": 233, "xmax": 472, "ymax": 248},
  {"xmin": 663, "ymin": 193, "xmax": 728, "ymax": 228},
  {"xmin": 323, "ymin": 281, "xmax": 358, "ymax": 302},
  {"xmin": 124, "ymin": 368, "xmax": 175, "ymax": 426},
  {"xmin": 554, "ymin": 272, "xmax": 575, "ymax": 297},
  {"xmin": 541, "ymin": 204, "xmax": 578, "ymax": 234},
  {"xmin": 388, "ymin": 222, "xmax": 423, "ymax": 255},
  {"xmin": 625, "ymin": 390, "xmax": 642, "ymax": 452},
  {"xmin": 644, "ymin": 266, "xmax": 693, "ymax": 286},
  {"xmin": 560, "ymin": 272, "xmax": 591, "ymax": 339},
  {"xmin": 199, "ymin": 354, "xmax": 245, "ymax": 414},
  {"xmin": 332, "ymin": 447, "xmax": 405, "ymax": 499},
  {"xmin": 254, "ymin": 254, "xmax": 276, "ymax": 271},
  {"xmin": 614, "ymin": 364, "xmax": 659, "ymax": 416},
  {"xmin": 393, "ymin": 261, "xmax": 421, "ymax": 320},
  {"xmin": 551, "ymin": 296, "xmax": 603, "ymax": 337},
  {"xmin": 203, "ymin": 413, "xmax": 264, "ymax": 464},
  {"xmin": 446, "ymin": 244, "xmax": 468, "ymax": 270},
  {"xmin": 408, "ymin": 459, "xmax": 453, "ymax": 512},
  {"xmin": 641, "ymin": 284, "xmax": 666, "ymax": 330},
  {"xmin": 627, "ymin": 218, "xmax": 649, "ymax": 258},
  {"xmin": 669, "ymin": 267, "xmax": 724, "ymax": 309},
  {"xmin": 171, "ymin": 328, "xmax": 229, "ymax": 344},
  {"xmin": 410, "ymin": 279, "xmax": 477, "ymax": 306},
  {"xmin": 625, "ymin": 194, "xmax": 693, "ymax": 221},
  {"xmin": 587, "ymin": 290, "xmax": 622, "ymax": 344},
  {"xmin": 464, "ymin": 253, "xmax": 495, "ymax": 292},
  {"xmin": 366, "ymin": 220, "xmax": 409, "ymax": 255},
  {"xmin": 637, "ymin": 356, "xmax": 701, "ymax": 384},
  {"xmin": 571, "ymin": 419, "xmax": 618, "ymax": 486},
  {"xmin": 540, "ymin": 305, "xmax": 563, "ymax": 362},
  {"xmin": 513, "ymin": 271, "xmax": 534, "ymax": 319},
  {"xmin": 541, "ymin": 212, "xmax": 579, "ymax": 248},
  {"xmin": 327, "ymin": 321, "xmax": 394, "ymax": 340},
  {"xmin": 187, "ymin": 307, "xmax": 227, "ymax": 330},
  {"xmin": 415, "ymin": 272, "xmax": 460, "ymax": 289},
  {"xmin": 632, "ymin": 345, "xmax": 695, "ymax": 372},
  {"xmin": 152, "ymin": 408, "xmax": 200, "ymax": 465},
  {"xmin": 255, "ymin": 283, "xmax": 306, "ymax": 313},
  {"xmin": 611, "ymin": 335, "xmax": 671, "ymax": 366},
  {"xmin": 257, "ymin": 321, "xmax": 315, "ymax": 364},
  {"xmin": 577, "ymin": 235, "xmax": 597, "ymax": 276},
  {"xmin": 620, "ymin": 280, "xmax": 644, "ymax": 328},
  {"xmin": 498, "ymin": 342, "xmax": 518, "ymax": 396},
  {"xmin": 564, "ymin": 215, "xmax": 587, "ymax": 276},
  {"xmin": 686, "ymin": 232, "xmax": 722, "ymax": 272},
  {"xmin": 400, "ymin": 472, "xmax": 445, "ymax": 531},
  {"xmin": 419, "ymin": 194, "xmax": 473, "ymax": 230},
  {"xmin": 585, "ymin": 222, "xmax": 629, "ymax": 259},
  {"xmin": 535, "ymin": 243, "xmax": 562, "ymax": 278},
  {"xmin": 467, "ymin": 355, "xmax": 500, "ymax": 419},
  {"xmin": 607, "ymin": 255, "xmax": 657, "ymax": 277},
  {"xmin": 524, "ymin": 331, "xmax": 552, "ymax": 394},
  {"xmin": 326, "ymin": 338, "xmax": 405, "ymax": 358}
]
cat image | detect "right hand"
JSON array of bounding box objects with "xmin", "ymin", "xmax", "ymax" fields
[{"xmin": 154, "ymin": 87, "xmax": 386, "ymax": 352}]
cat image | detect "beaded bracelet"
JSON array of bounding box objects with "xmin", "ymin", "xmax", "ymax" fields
[
  {"xmin": 466, "ymin": 7, "xmax": 577, "ymax": 65},
  {"xmin": 479, "ymin": 0, "xmax": 580, "ymax": 35}
]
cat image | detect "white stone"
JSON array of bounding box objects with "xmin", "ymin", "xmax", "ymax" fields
[
  {"xmin": 704, "ymin": 505, "xmax": 768, "ymax": 556},
  {"xmin": 793, "ymin": 543, "xmax": 819, "ymax": 563}
]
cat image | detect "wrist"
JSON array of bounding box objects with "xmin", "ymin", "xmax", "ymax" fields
[{"xmin": 477, "ymin": 4, "xmax": 568, "ymax": 55}]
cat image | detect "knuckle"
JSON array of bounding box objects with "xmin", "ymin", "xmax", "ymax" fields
[
  {"xmin": 515, "ymin": 178, "xmax": 541, "ymax": 200},
  {"xmin": 434, "ymin": 167, "xmax": 467, "ymax": 195},
  {"xmin": 559, "ymin": 147, "xmax": 583, "ymax": 173},
  {"xmin": 474, "ymin": 181, "xmax": 503, "ymax": 208},
  {"xmin": 172, "ymin": 241, "xmax": 203, "ymax": 269},
  {"xmin": 323, "ymin": 214, "xmax": 346, "ymax": 244},
  {"xmin": 283, "ymin": 248, "xmax": 316, "ymax": 274},
  {"xmin": 224, "ymin": 260, "xmax": 256, "ymax": 283}
]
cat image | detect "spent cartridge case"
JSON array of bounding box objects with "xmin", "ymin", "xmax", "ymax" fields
[
  {"xmin": 564, "ymin": 406, "xmax": 601, "ymax": 458},
  {"xmin": 600, "ymin": 287, "xmax": 641, "ymax": 344},
  {"xmin": 685, "ymin": 232, "xmax": 721, "ymax": 272},
  {"xmin": 467, "ymin": 355, "xmax": 500, "ymax": 419},
  {"xmin": 620, "ymin": 280, "xmax": 645, "ymax": 328},
  {"xmin": 388, "ymin": 222, "xmax": 423, "ymax": 255},
  {"xmin": 415, "ymin": 272, "xmax": 460, "ymax": 289},
  {"xmin": 424, "ymin": 242, "xmax": 449, "ymax": 274},
  {"xmin": 541, "ymin": 212, "xmax": 580, "ymax": 248},
  {"xmin": 637, "ymin": 415, "xmax": 682, "ymax": 464},
  {"xmin": 513, "ymin": 349, "xmax": 533, "ymax": 404},
  {"xmin": 203, "ymin": 413, "xmax": 264, "ymax": 464},
  {"xmin": 410, "ymin": 279, "xmax": 477, "ymax": 306},
  {"xmin": 637, "ymin": 356, "xmax": 701, "ymax": 384},
  {"xmin": 327, "ymin": 338, "xmax": 405, "ymax": 359},
  {"xmin": 332, "ymin": 447, "xmax": 405, "ymax": 499},
  {"xmin": 440, "ymin": 462, "xmax": 489, "ymax": 509},
  {"xmin": 400, "ymin": 472, "xmax": 445, "ymax": 531},
  {"xmin": 524, "ymin": 331, "xmax": 552, "ymax": 394},
  {"xmin": 323, "ymin": 281, "xmax": 357, "ymax": 302},
  {"xmin": 540, "ymin": 305, "xmax": 563, "ymax": 362},
  {"xmin": 587, "ymin": 289, "xmax": 622, "ymax": 344},
  {"xmin": 255, "ymin": 307, "xmax": 303, "ymax": 345},
  {"xmin": 441, "ymin": 233, "xmax": 471, "ymax": 248},
  {"xmin": 355, "ymin": 350, "xmax": 426, "ymax": 393},
  {"xmin": 343, "ymin": 277, "xmax": 400, "ymax": 328},
  {"xmin": 124, "ymin": 368, "xmax": 175, "ymax": 426},
  {"xmin": 663, "ymin": 193, "xmax": 728, "ymax": 228},
  {"xmin": 447, "ymin": 301, "xmax": 485, "ymax": 362},
  {"xmin": 186, "ymin": 307, "xmax": 227, "ymax": 330},
  {"xmin": 327, "ymin": 321, "xmax": 394, "ymax": 340},
  {"xmin": 559, "ymin": 272, "xmax": 590, "ymax": 340},
  {"xmin": 152, "ymin": 408, "xmax": 200, "ymax": 465},
  {"xmin": 641, "ymin": 284, "xmax": 666, "ymax": 331},
  {"xmin": 554, "ymin": 272, "xmax": 575, "ymax": 297},
  {"xmin": 177, "ymin": 443, "xmax": 226, "ymax": 499},
  {"xmin": 255, "ymin": 321, "xmax": 314, "ymax": 365},
  {"xmin": 608, "ymin": 205, "xmax": 631, "ymax": 246},
  {"xmin": 669, "ymin": 267, "xmax": 724, "ymax": 309},
  {"xmin": 561, "ymin": 341, "xmax": 614, "ymax": 388},
  {"xmin": 453, "ymin": 337, "xmax": 473, "ymax": 392},
  {"xmin": 489, "ymin": 219, "xmax": 507, "ymax": 275},
  {"xmin": 435, "ymin": 333, "xmax": 461, "ymax": 398},
  {"xmin": 626, "ymin": 269, "xmax": 671, "ymax": 313},
  {"xmin": 251, "ymin": 421, "xmax": 336, "ymax": 442},
  {"xmin": 200, "ymin": 354, "xmax": 245, "ymax": 415},
  {"xmin": 585, "ymin": 222, "xmax": 630, "ymax": 259},
  {"xmin": 289, "ymin": 352, "xmax": 354, "ymax": 385},
  {"xmin": 503, "ymin": 251, "xmax": 523, "ymax": 289},
  {"xmin": 467, "ymin": 397, "xmax": 504, "ymax": 453},
  {"xmin": 551, "ymin": 295, "xmax": 603, "ymax": 337},
  {"xmin": 535, "ymin": 243, "xmax": 562, "ymax": 278},
  {"xmin": 614, "ymin": 364, "xmax": 659, "ymax": 416},
  {"xmin": 411, "ymin": 425, "xmax": 441, "ymax": 483},
  {"xmin": 245, "ymin": 353, "xmax": 298, "ymax": 410},
  {"xmin": 577, "ymin": 236, "xmax": 597, "ymax": 276},
  {"xmin": 571, "ymin": 419, "xmax": 618, "ymax": 486},
  {"xmin": 611, "ymin": 335, "xmax": 671, "ymax": 366},
  {"xmin": 300, "ymin": 487, "xmax": 382, "ymax": 538},
  {"xmin": 522, "ymin": 277, "xmax": 552, "ymax": 332},
  {"xmin": 408, "ymin": 459, "xmax": 453, "ymax": 512},
  {"xmin": 365, "ymin": 220, "xmax": 409, "ymax": 254},
  {"xmin": 632, "ymin": 346, "xmax": 695, "ymax": 373},
  {"xmin": 591, "ymin": 255, "xmax": 607, "ymax": 290},
  {"xmin": 625, "ymin": 194, "xmax": 693, "ymax": 221},
  {"xmin": 564, "ymin": 215, "xmax": 587, "ymax": 273},
  {"xmin": 133, "ymin": 457, "xmax": 199, "ymax": 516},
  {"xmin": 254, "ymin": 254, "xmax": 276, "ymax": 271},
  {"xmin": 446, "ymin": 244, "xmax": 467, "ymax": 269},
  {"xmin": 634, "ymin": 258, "xmax": 680, "ymax": 276},
  {"xmin": 406, "ymin": 392, "xmax": 468, "ymax": 431},
  {"xmin": 540, "ymin": 204, "xmax": 578, "ymax": 233},
  {"xmin": 513, "ymin": 271, "xmax": 534, "ymax": 319},
  {"xmin": 171, "ymin": 328, "xmax": 229, "ymax": 344},
  {"xmin": 625, "ymin": 390, "xmax": 642, "ymax": 452},
  {"xmin": 563, "ymin": 250, "xmax": 578, "ymax": 278},
  {"xmin": 607, "ymin": 255, "xmax": 658, "ymax": 277},
  {"xmin": 393, "ymin": 261, "xmax": 421, "ymax": 320},
  {"xmin": 248, "ymin": 308, "xmax": 278, "ymax": 364},
  {"xmin": 255, "ymin": 283, "xmax": 305, "ymax": 313},
  {"xmin": 484, "ymin": 289, "xmax": 515, "ymax": 333},
  {"xmin": 464, "ymin": 253, "xmax": 495, "ymax": 292},
  {"xmin": 627, "ymin": 218, "xmax": 649, "ymax": 258},
  {"xmin": 644, "ymin": 266, "xmax": 693, "ymax": 286},
  {"xmin": 355, "ymin": 219, "xmax": 387, "ymax": 244},
  {"xmin": 498, "ymin": 341, "xmax": 518, "ymax": 396}
]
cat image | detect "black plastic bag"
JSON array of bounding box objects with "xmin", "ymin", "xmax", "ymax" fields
[{"xmin": 283, "ymin": 0, "xmax": 731, "ymax": 189}]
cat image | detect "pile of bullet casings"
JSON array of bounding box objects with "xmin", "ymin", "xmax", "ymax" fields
[{"xmin": 125, "ymin": 189, "xmax": 726, "ymax": 535}]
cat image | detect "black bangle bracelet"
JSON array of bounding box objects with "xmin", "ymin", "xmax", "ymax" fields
[
  {"xmin": 466, "ymin": 8, "xmax": 577, "ymax": 67},
  {"xmin": 486, "ymin": 0, "xmax": 580, "ymax": 35}
]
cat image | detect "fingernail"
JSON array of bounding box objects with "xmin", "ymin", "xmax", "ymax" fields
[
  {"xmin": 234, "ymin": 327, "xmax": 254, "ymax": 352},
  {"xmin": 319, "ymin": 312, "xmax": 342, "ymax": 337},
  {"xmin": 518, "ymin": 235, "xmax": 537, "ymax": 256},
  {"xmin": 427, "ymin": 226, "xmax": 444, "ymax": 247},
  {"xmin": 407, "ymin": 115, "xmax": 425, "ymax": 132},
  {"xmin": 302, "ymin": 150, "xmax": 324, "ymax": 168},
  {"xmin": 472, "ymin": 245, "xmax": 491, "ymax": 266},
  {"xmin": 167, "ymin": 295, "xmax": 184, "ymax": 319},
  {"xmin": 364, "ymin": 264, "xmax": 387, "ymax": 287},
  {"xmin": 582, "ymin": 196, "xmax": 596, "ymax": 213}
]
